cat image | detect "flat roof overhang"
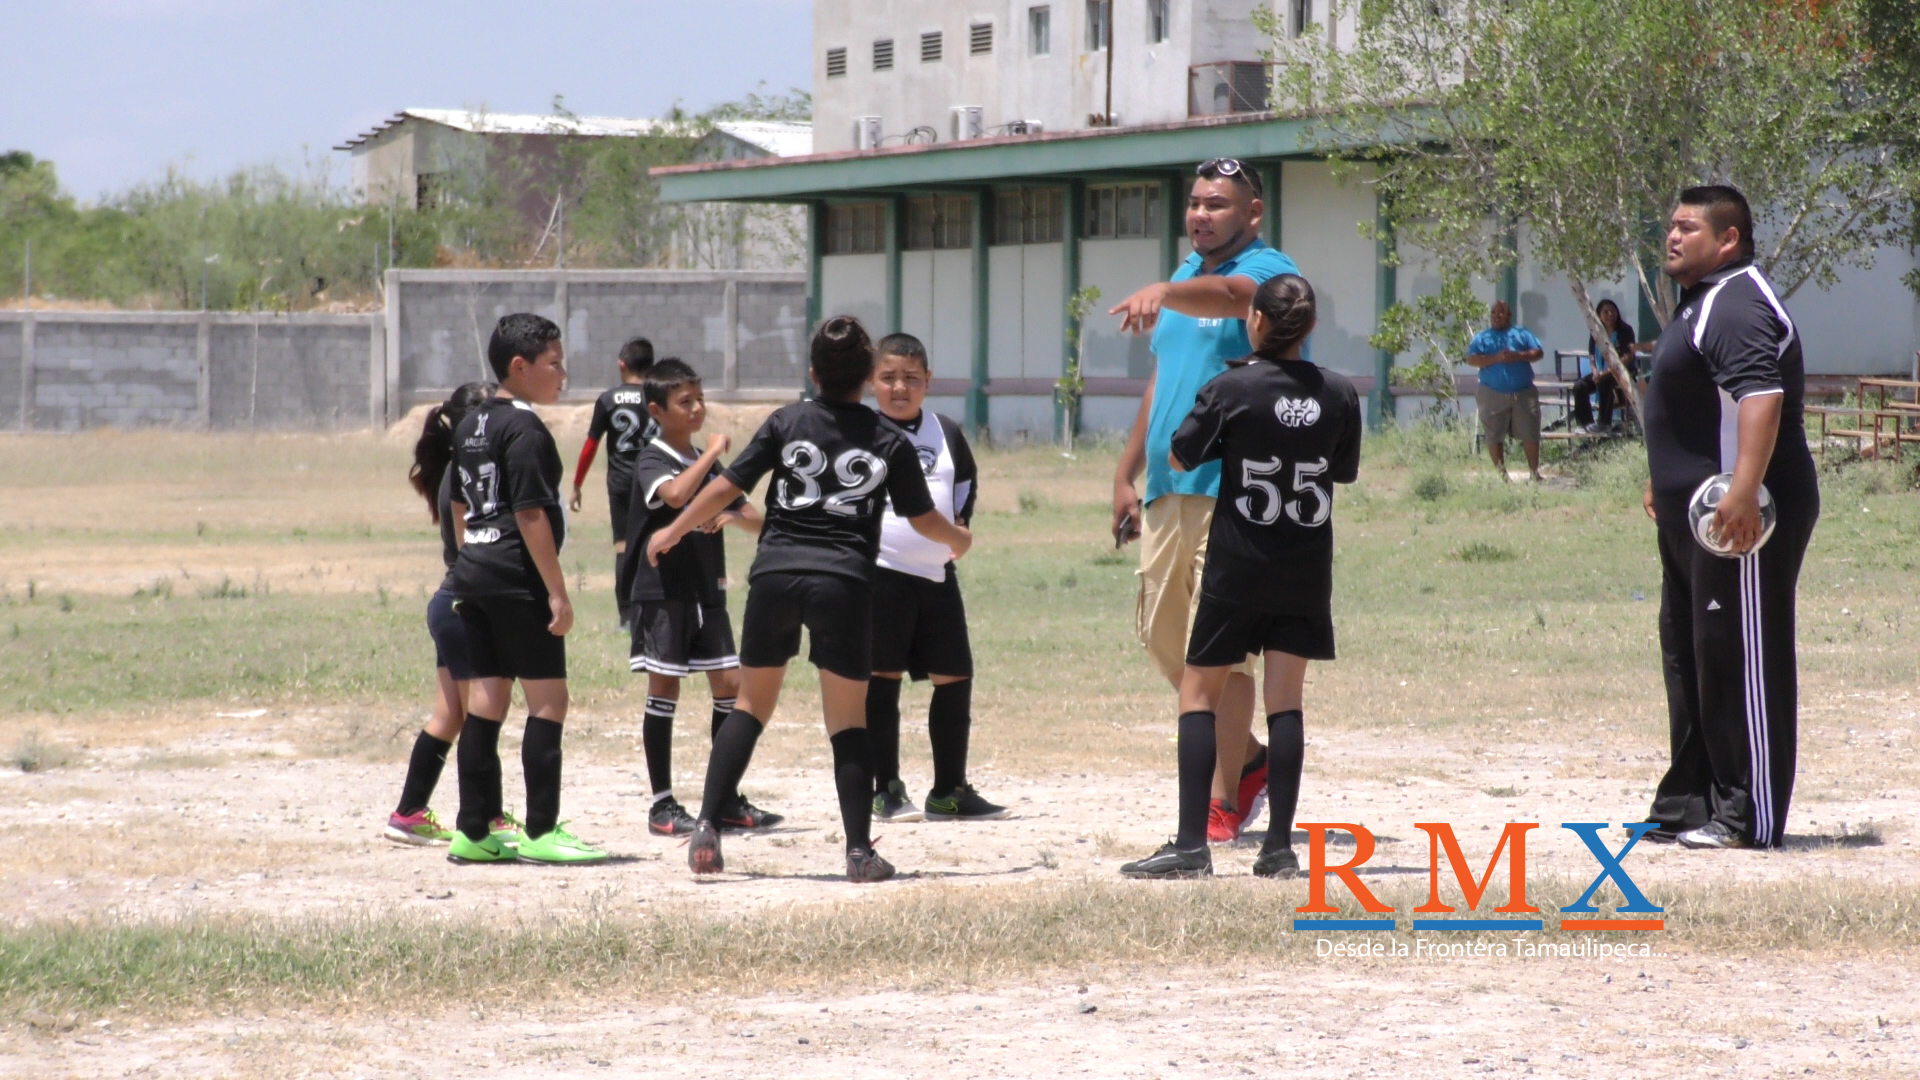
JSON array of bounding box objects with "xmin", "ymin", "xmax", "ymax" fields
[{"xmin": 652, "ymin": 109, "xmax": 1373, "ymax": 203}]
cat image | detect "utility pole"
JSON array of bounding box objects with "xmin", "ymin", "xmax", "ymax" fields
[
  {"xmin": 21, "ymin": 238, "xmax": 28, "ymax": 306},
  {"xmin": 1104, "ymin": 0, "xmax": 1115, "ymax": 126}
]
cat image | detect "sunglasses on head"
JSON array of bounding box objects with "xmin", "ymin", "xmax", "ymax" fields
[{"xmin": 1196, "ymin": 158, "xmax": 1264, "ymax": 197}]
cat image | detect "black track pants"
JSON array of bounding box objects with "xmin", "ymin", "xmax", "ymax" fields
[{"xmin": 1647, "ymin": 501, "xmax": 1815, "ymax": 849}]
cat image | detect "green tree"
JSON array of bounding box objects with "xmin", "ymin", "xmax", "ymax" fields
[{"xmin": 1265, "ymin": 0, "xmax": 1920, "ymax": 406}]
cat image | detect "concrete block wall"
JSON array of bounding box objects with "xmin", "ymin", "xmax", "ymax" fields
[
  {"xmin": 386, "ymin": 269, "xmax": 808, "ymax": 414},
  {"xmin": 1, "ymin": 271, "xmax": 805, "ymax": 433}
]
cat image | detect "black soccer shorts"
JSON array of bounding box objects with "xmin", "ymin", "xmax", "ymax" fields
[
  {"xmin": 870, "ymin": 565, "xmax": 973, "ymax": 680},
  {"xmin": 455, "ymin": 594, "xmax": 567, "ymax": 681},
  {"xmin": 630, "ymin": 600, "xmax": 739, "ymax": 677},
  {"xmin": 1186, "ymin": 595, "xmax": 1336, "ymax": 667},
  {"xmin": 738, "ymin": 571, "xmax": 873, "ymax": 681},
  {"xmin": 426, "ymin": 587, "xmax": 478, "ymax": 682}
]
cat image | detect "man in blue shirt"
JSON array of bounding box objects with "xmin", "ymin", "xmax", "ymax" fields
[
  {"xmin": 1466, "ymin": 300, "xmax": 1546, "ymax": 481},
  {"xmin": 1109, "ymin": 158, "xmax": 1300, "ymax": 842}
]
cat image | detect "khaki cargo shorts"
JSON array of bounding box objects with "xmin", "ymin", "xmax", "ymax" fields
[
  {"xmin": 1476, "ymin": 384, "xmax": 1542, "ymax": 444},
  {"xmin": 1134, "ymin": 493, "xmax": 1255, "ymax": 683}
]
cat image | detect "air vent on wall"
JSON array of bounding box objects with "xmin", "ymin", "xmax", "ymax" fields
[
  {"xmin": 826, "ymin": 47, "xmax": 847, "ymax": 78},
  {"xmin": 970, "ymin": 21, "xmax": 993, "ymax": 54},
  {"xmin": 873, "ymin": 38, "xmax": 894, "ymax": 70},
  {"xmin": 921, "ymin": 30, "xmax": 943, "ymax": 62}
]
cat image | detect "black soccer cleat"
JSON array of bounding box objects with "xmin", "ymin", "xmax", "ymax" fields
[
  {"xmin": 846, "ymin": 845, "xmax": 896, "ymax": 884},
  {"xmin": 1677, "ymin": 821, "xmax": 1750, "ymax": 849},
  {"xmin": 647, "ymin": 797, "xmax": 699, "ymax": 837},
  {"xmin": 1252, "ymin": 846, "xmax": 1301, "ymax": 879},
  {"xmin": 717, "ymin": 794, "xmax": 785, "ymax": 831},
  {"xmin": 1119, "ymin": 842, "xmax": 1212, "ymax": 880},
  {"xmin": 923, "ymin": 783, "xmax": 1011, "ymax": 821},
  {"xmin": 687, "ymin": 820, "xmax": 724, "ymax": 875}
]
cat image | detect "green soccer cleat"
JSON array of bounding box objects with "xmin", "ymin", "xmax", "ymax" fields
[
  {"xmin": 446, "ymin": 832, "xmax": 515, "ymax": 864},
  {"xmin": 872, "ymin": 779, "xmax": 925, "ymax": 823},
  {"xmin": 516, "ymin": 823, "xmax": 609, "ymax": 864}
]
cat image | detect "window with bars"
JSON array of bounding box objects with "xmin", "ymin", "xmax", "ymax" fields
[
  {"xmin": 1148, "ymin": 0, "xmax": 1169, "ymax": 43},
  {"xmin": 825, "ymin": 203, "xmax": 886, "ymax": 255},
  {"xmin": 992, "ymin": 187, "xmax": 1066, "ymax": 245},
  {"xmin": 970, "ymin": 21, "xmax": 993, "ymax": 53},
  {"xmin": 1085, "ymin": 0, "xmax": 1110, "ymax": 51},
  {"xmin": 1083, "ymin": 183, "xmax": 1161, "ymax": 239},
  {"xmin": 1029, "ymin": 6, "xmax": 1050, "ymax": 55},
  {"xmin": 825, "ymin": 46, "xmax": 847, "ymax": 78},
  {"xmin": 921, "ymin": 30, "xmax": 943, "ymax": 62},
  {"xmin": 905, "ymin": 195, "xmax": 975, "ymax": 250},
  {"xmin": 873, "ymin": 38, "xmax": 894, "ymax": 70}
]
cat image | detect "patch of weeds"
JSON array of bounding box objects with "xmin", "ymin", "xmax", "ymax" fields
[
  {"xmin": 1410, "ymin": 472, "xmax": 1451, "ymax": 502},
  {"xmin": 201, "ymin": 577, "xmax": 249, "ymax": 600},
  {"xmin": 1088, "ymin": 550, "xmax": 1128, "ymax": 566},
  {"xmin": 1058, "ymin": 572, "xmax": 1078, "ymax": 589},
  {"xmin": 1825, "ymin": 821, "xmax": 1883, "ymax": 848},
  {"xmin": 11, "ymin": 730, "xmax": 73, "ymax": 773},
  {"xmin": 1034, "ymin": 849, "xmax": 1058, "ymax": 870},
  {"xmin": 194, "ymin": 521, "xmax": 207, "ymax": 537},
  {"xmin": 290, "ymin": 527, "xmax": 307, "ymax": 539},
  {"xmin": 57, "ymin": 595, "xmax": 75, "ymax": 614},
  {"xmin": 132, "ymin": 578, "xmax": 174, "ymax": 600},
  {"xmin": 376, "ymin": 583, "xmax": 391, "ymax": 607},
  {"xmin": 26, "ymin": 580, "xmax": 37, "ymax": 602},
  {"xmin": 1481, "ymin": 785, "xmax": 1523, "ymax": 798},
  {"xmin": 1454, "ymin": 541, "xmax": 1516, "ymax": 564},
  {"xmin": 1017, "ymin": 492, "xmax": 1043, "ymax": 514}
]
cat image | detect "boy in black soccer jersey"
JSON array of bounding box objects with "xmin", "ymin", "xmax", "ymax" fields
[
  {"xmin": 647, "ymin": 316, "xmax": 973, "ymax": 883},
  {"xmin": 570, "ymin": 337, "xmax": 656, "ymax": 630},
  {"xmin": 446, "ymin": 313, "xmax": 607, "ymax": 866},
  {"xmin": 622, "ymin": 358, "xmax": 780, "ymax": 837},
  {"xmin": 1120, "ymin": 274, "xmax": 1362, "ymax": 880},
  {"xmin": 864, "ymin": 334, "xmax": 1007, "ymax": 824}
]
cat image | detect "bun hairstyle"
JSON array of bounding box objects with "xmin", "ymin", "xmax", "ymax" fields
[
  {"xmin": 409, "ymin": 381, "xmax": 495, "ymax": 521},
  {"xmin": 1250, "ymin": 273, "xmax": 1316, "ymax": 360},
  {"xmin": 810, "ymin": 315, "xmax": 875, "ymax": 399}
]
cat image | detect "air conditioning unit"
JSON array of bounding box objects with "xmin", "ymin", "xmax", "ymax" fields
[
  {"xmin": 1005, "ymin": 119, "xmax": 1045, "ymax": 135},
  {"xmin": 949, "ymin": 105, "xmax": 985, "ymax": 142},
  {"xmin": 853, "ymin": 115, "xmax": 883, "ymax": 150}
]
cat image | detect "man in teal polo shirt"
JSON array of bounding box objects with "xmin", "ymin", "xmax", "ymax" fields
[
  {"xmin": 1109, "ymin": 158, "xmax": 1300, "ymax": 842},
  {"xmin": 1466, "ymin": 300, "xmax": 1546, "ymax": 481}
]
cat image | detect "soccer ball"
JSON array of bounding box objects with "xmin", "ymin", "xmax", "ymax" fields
[{"xmin": 1687, "ymin": 473, "xmax": 1776, "ymax": 557}]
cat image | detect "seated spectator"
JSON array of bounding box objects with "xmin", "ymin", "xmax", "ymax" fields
[
  {"xmin": 1572, "ymin": 298, "xmax": 1637, "ymax": 432},
  {"xmin": 1465, "ymin": 300, "xmax": 1545, "ymax": 482}
]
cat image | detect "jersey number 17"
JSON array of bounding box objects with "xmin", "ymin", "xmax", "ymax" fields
[{"xmin": 1237, "ymin": 456, "xmax": 1330, "ymax": 527}]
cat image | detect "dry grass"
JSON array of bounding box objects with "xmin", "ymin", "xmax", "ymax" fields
[{"xmin": 3, "ymin": 875, "xmax": 1914, "ymax": 1020}]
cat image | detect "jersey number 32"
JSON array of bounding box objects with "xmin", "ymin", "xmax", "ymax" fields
[
  {"xmin": 776, "ymin": 441, "xmax": 888, "ymax": 516},
  {"xmin": 1236, "ymin": 456, "xmax": 1330, "ymax": 527}
]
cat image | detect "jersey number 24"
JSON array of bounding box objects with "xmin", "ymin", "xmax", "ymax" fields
[
  {"xmin": 776, "ymin": 441, "xmax": 888, "ymax": 517},
  {"xmin": 1236, "ymin": 456, "xmax": 1330, "ymax": 527}
]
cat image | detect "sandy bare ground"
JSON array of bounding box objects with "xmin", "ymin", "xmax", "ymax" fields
[
  {"xmin": 2, "ymin": 698, "xmax": 1913, "ymax": 924},
  {"xmin": 6, "ymin": 954, "xmax": 1914, "ymax": 1079}
]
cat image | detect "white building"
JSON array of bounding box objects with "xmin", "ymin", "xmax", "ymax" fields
[{"xmin": 658, "ymin": 1, "xmax": 1920, "ymax": 436}]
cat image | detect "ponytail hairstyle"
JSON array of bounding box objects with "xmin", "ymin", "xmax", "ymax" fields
[
  {"xmin": 409, "ymin": 381, "xmax": 495, "ymax": 522},
  {"xmin": 1250, "ymin": 273, "xmax": 1316, "ymax": 360},
  {"xmin": 810, "ymin": 315, "xmax": 875, "ymax": 399}
]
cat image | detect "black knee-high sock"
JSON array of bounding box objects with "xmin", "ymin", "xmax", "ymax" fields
[
  {"xmin": 1175, "ymin": 711, "xmax": 1217, "ymax": 850},
  {"xmin": 866, "ymin": 677, "xmax": 903, "ymax": 793},
  {"xmin": 522, "ymin": 716, "xmax": 565, "ymax": 839},
  {"xmin": 830, "ymin": 727, "xmax": 875, "ymax": 852},
  {"xmin": 928, "ymin": 679, "xmax": 972, "ymax": 795},
  {"xmin": 614, "ymin": 554, "xmax": 631, "ymax": 626},
  {"xmin": 698, "ymin": 708, "xmax": 764, "ymax": 823},
  {"xmin": 1263, "ymin": 710, "xmax": 1305, "ymax": 854},
  {"xmin": 454, "ymin": 715, "xmax": 503, "ymax": 841},
  {"xmin": 643, "ymin": 695, "xmax": 676, "ymax": 798},
  {"xmin": 710, "ymin": 696, "xmax": 736, "ymax": 740},
  {"xmin": 396, "ymin": 730, "xmax": 453, "ymax": 816}
]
